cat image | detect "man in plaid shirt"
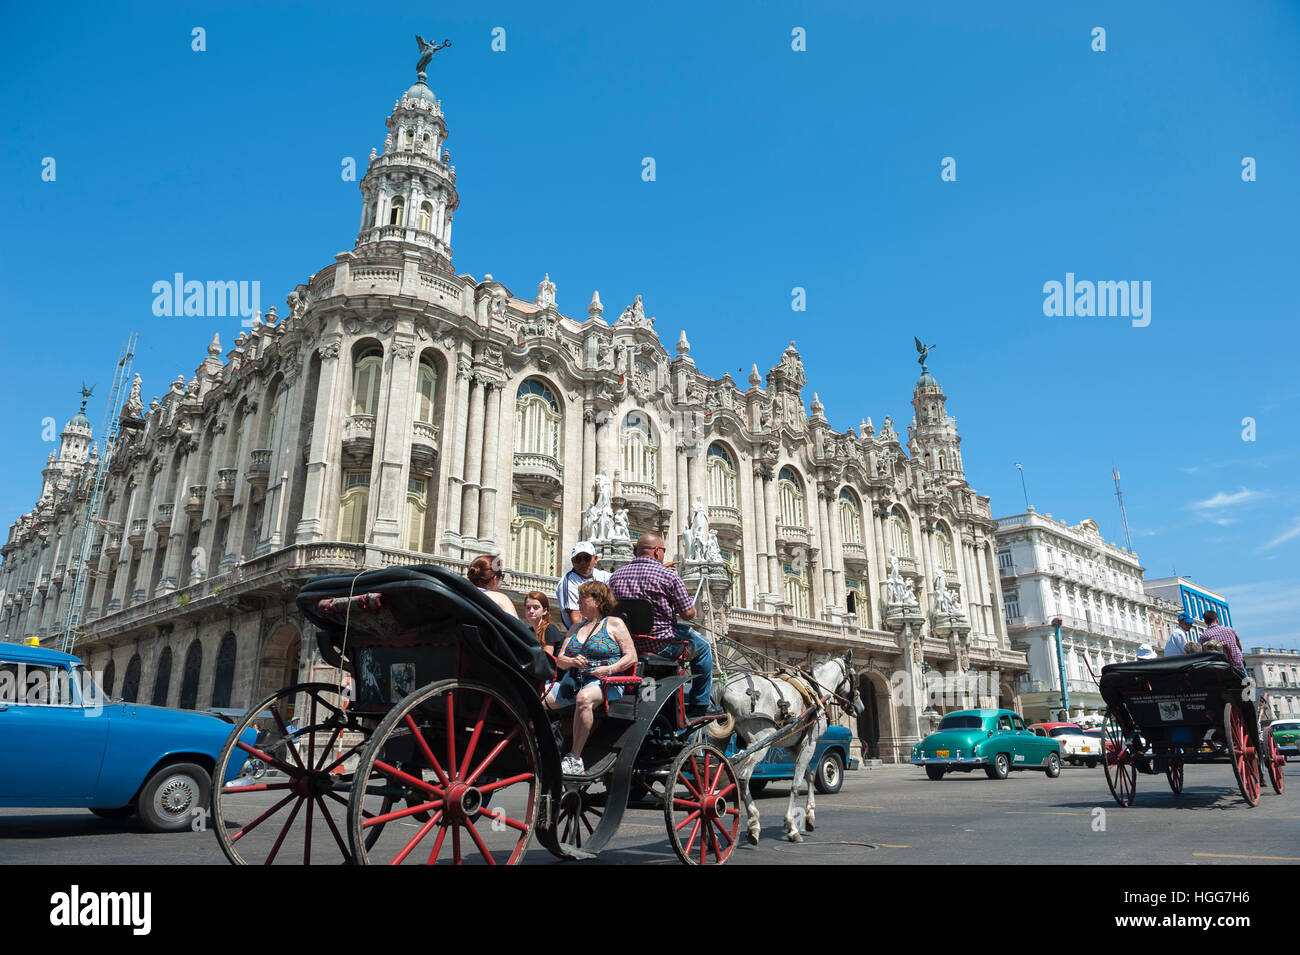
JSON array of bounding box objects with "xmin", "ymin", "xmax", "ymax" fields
[
  {"xmin": 609, "ymin": 533, "xmax": 721, "ymax": 718},
  {"xmin": 1200, "ymin": 609, "xmax": 1244, "ymax": 669}
]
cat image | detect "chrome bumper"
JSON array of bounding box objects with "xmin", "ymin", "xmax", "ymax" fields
[{"xmin": 911, "ymin": 756, "xmax": 988, "ymax": 766}]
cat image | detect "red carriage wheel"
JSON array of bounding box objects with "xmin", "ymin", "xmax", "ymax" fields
[
  {"xmin": 347, "ymin": 679, "xmax": 539, "ymax": 865},
  {"xmin": 663, "ymin": 741, "xmax": 741, "ymax": 865},
  {"xmin": 1263, "ymin": 727, "xmax": 1285, "ymax": 795},
  {"xmin": 1165, "ymin": 757, "xmax": 1184, "ymax": 795},
  {"xmin": 212, "ymin": 683, "xmax": 380, "ymax": 865},
  {"xmin": 1225, "ymin": 701, "xmax": 1261, "ymax": 806},
  {"xmin": 1102, "ymin": 712, "xmax": 1137, "ymax": 807}
]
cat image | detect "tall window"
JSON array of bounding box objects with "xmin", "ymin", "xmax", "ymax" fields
[
  {"xmin": 416, "ymin": 359, "xmax": 438, "ymax": 422},
  {"xmin": 418, "ymin": 201, "xmax": 433, "ymax": 232},
  {"xmin": 352, "ymin": 347, "xmax": 383, "ymax": 416},
  {"xmin": 339, "ymin": 470, "xmax": 370, "ymax": 543},
  {"xmin": 846, "ymin": 578, "xmax": 869, "ymax": 628},
  {"xmin": 783, "ymin": 562, "xmax": 810, "ymax": 617},
  {"xmin": 406, "ymin": 476, "xmax": 427, "ymax": 552},
  {"xmin": 935, "ymin": 524, "xmax": 955, "ymax": 571},
  {"xmin": 388, "ymin": 196, "xmax": 405, "ymax": 226},
  {"xmin": 179, "ymin": 640, "xmax": 203, "ymax": 710},
  {"xmin": 778, "ymin": 467, "xmax": 805, "ymax": 526},
  {"xmin": 212, "ymin": 634, "xmax": 237, "ymax": 709},
  {"xmin": 264, "ymin": 387, "xmax": 283, "ymax": 449},
  {"xmin": 514, "ymin": 379, "xmax": 561, "ymax": 458},
  {"xmin": 151, "ymin": 647, "xmax": 173, "ymax": 707},
  {"xmin": 889, "ymin": 505, "xmax": 912, "ymax": 558},
  {"xmin": 707, "ymin": 444, "xmax": 737, "ymax": 508},
  {"xmin": 621, "ymin": 412, "xmax": 657, "ymax": 486},
  {"xmin": 511, "ymin": 501, "xmax": 558, "ymax": 576},
  {"xmin": 838, "ymin": 490, "xmax": 862, "ymax": 543},
  {"xmin": 719, "ymin": 547, "xmax": 743, "ymax": 605}
]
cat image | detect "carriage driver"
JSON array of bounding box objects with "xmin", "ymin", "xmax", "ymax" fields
[{"xmin": 608, "ymin": 533, "xmax": 724, "ymax": 720}]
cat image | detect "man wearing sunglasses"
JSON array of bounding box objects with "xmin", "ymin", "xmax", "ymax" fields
[
  {"xmin": 609, "ymin": 533, "xmax": 722, "ymax": 719},
  {"xmin": 556, "ymin": 541, "xmax": 611, "ymax": 628}
]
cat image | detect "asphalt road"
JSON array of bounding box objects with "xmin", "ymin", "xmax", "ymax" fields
[{"xmin": 2, "ymin": 759, "xmax": 1296, "ymax": 866}]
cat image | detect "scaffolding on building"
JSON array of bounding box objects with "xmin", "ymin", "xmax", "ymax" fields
[{"xmin": 59, "ymin": 334, "xmax": 138, "ymax": 654}]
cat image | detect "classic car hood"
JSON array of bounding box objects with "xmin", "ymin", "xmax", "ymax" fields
[{"xmin": 108, "ymin": 702, "xmax": 233, "ymax": 737}]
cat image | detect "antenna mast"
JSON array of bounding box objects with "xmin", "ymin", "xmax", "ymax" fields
[
  {"xmin": 1113, "ymin": 464, "xmax": 1133, "ymax": 553},
  {"xmin": 60, "ymin": 334, "xmax": 138, "ymax": 653}
]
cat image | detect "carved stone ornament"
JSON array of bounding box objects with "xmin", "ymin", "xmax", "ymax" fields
[
  {"xmin": 318, "ymin": 342, "xmax": 342, "ymax": 360},
  {"xmin": 393, "ymin": 342, "xmax": 415, "ymax": 360}
]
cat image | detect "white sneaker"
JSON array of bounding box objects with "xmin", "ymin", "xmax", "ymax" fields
[{"xmin": 562, "ymin": 754, "xmax": 585, "ymax": 776}]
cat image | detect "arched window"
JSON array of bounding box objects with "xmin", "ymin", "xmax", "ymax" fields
[
  {"xmin": 263, "ymin": 384, "xmax": 283, "ymax": 449},
  {"xmin": 121, "ymin": 654, "xmax": 141, "ymax": 703},
  {"xmin": 352, "ymin": 347, "xmax": 383, "ymax": 416},
  {"xmin": 418, "ymin": 201, "xmax": 433, "ymax": 232},
  {"xmin": 938, "ymin": 451, "xmax": 947, "ymax": 470},
  {"xmin": 421, "ymin": 133, "xmax": 431, "ymax": 154},
  {"xmin": 514, "ymin": 379, "xmax": 561, "ymax": 458},
  {"xmin": 707, "ymin": 444, "xmax": 737, "ymax": 509},
  {"xmin": 838, "ymin": 489, "xmax": 862, "ymax": 544},
  {"xmin": 339, "ymin": 470, "xmax": 370, "ymax": 543},
  {"xmin": 783, "ymin": 562, "xmax": 810, "ymax": 617},
  {"xmin": 406, "ymin": 476, "xmax": 427, "ymax": 552},
  {"xmin": 211, "ymin": 633, "xmax": 237, "ymax": 709},
  {"xmin": 510, "ymin": 501, "xmax": 559, "ymax": 576},
  {"xmin": 150, "ymin": 647, "xmax": 173, "ymax": 707},
  {"xmin": 179, "ymin": 640, "xmax": 203, "ymax": 710},
  {"xmin": 778, "ymin": 467, "xmax": 805, "ymax": 527},
  {"xmin": 889, "ymin": 505, "xmax": 912, "ymax": 558},
  {"xmin": 388, "ymin": 196, "xmax": 405, "ymax": 227},
  {"xmin": 845, "ymin": 578, "xmax": 869, "ymax": 628},
  {"xmin": 935, "ymin": 523, "xmax": 956, "ymax": 572},
  {"xmin": 718, "ymin": 546, "xmax": 743, "ymax": 606},
  {"xmin": 621, "ymin": 412, "xmax": 658, "ymax": 486},
  {"xmin": 416, "ymin": 359, "xmax": 438, "ymax": 423},
  {"xmin": 102, "ymin": 659, "xmax": 116, "ymax": 698},
  {"xmin": 404, "ymin": 128, "xmax": 415, "ymax": 149}
]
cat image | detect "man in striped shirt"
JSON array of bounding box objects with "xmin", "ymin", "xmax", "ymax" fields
[{"xmin": 1200, "ymin": 609, "xmax": 1244, "ymax": 669}]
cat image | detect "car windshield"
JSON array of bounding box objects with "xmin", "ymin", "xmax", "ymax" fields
[
  {"xmin": 1274, "ymin": 722, "xmax": 1300, "ymax": 732},
  {"xmin": 1049, "ymin": 726, "xmax": 1083, "ymax": 737},
  {"xmin": 938, "ymin": 715, "xmax": 985, "ymax": 730}
]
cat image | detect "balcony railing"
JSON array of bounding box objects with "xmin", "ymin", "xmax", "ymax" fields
[
  {"xmin": 153, "ymin": 502, "xmax": 174, "ymax": 533},
  {"xmin": 246, "ymin": 450, "xmax": 272, "ymax": 486},
  {"xmin": 512, "ymin": 452, "xmax": 562, "ymax": 490},
  {"xmin": 841, "ymin": 541, "xmax": 868, "ymax": 563},
  {"xmin": 186, "ymin": 485, "xmax": 207, "ymax": 518},
  {"xmin": 343, "ymin": 415, "xmax": 376, "ymax": 459},
  {"xmin": 775, "ymin": 524, "xmax": 810, "ymax": 546},
  {"xmin": 213, "ymin": 468, "xmax": 238, "ymax": 506},
  {"xmin": 128, "ymin": 519, "xmax": 148, "ymax": 546}
]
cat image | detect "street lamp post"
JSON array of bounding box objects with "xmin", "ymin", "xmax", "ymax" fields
[{"xmin": 1053, "ymin": 617, "xmax": 1069, "ymax": 720}]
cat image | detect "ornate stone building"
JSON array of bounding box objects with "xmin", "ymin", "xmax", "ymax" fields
[{"xmin": 0, "ymin": 61, "xmax": 1026, "ymax": 762}]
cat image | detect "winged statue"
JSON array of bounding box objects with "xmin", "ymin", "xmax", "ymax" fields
[
  {"xmin": 914, "ymin": 336, "xmax": 937, "ymax": 371},
  {"xmin": 415, "ymin": 35, "xmax": 451, "ymax": 76}
]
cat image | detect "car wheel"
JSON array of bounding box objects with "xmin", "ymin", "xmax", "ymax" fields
[
  {"xmin": 814, "ymin": 752, "xmax": 844, "ymax": 794},
  {"xmin": 89, "ymin": 806, "xmax": 133, "ymax": 819},
  {"xmin": 1045, "ymin": 753, "xmax": 1061, "ymax": 778},
  {"xmin": 985, "ymin": 753, "xmax": 1010, "ymax": 780},
  {"xmin": 1086, "ymin": 758, "xmax": 1098, "ymax": 769},
  {"xmin": 747, "ymin": 778, "xmax": 768, "ymax": 796},
  {"xmin": 925, "ymin": 765, "xmax": 946, "ymax": 781},
  {"xmin": 136, "ymin": 762, "xmax": 210, "ymax": 833}
]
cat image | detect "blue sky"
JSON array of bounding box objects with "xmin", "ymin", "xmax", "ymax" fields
[{"xmin": 2, "ymin": 1, "xmax": 1296, "ymax": 647}]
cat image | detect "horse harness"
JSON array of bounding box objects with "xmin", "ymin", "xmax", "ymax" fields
[{"xmin": 742, "ymin": 669, "xmax": 827, "ymax": 726}]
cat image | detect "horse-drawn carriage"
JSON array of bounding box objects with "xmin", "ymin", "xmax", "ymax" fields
[
  {"xmin": 211, "ymin": 563, "xmax": 758, "ymax": 865},
  {"xmin": 1097, "ymin": 652, "xmax": 1288, "ymax": 807}
]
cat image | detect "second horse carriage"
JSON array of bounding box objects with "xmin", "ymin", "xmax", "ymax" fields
[
  {"xmin": 1098, "ymin": 651, "xmax": 1288, "ymax": 807},
  {"xmin": 211, "ymin": 563, "xmax": 765, "ymax": 865}
]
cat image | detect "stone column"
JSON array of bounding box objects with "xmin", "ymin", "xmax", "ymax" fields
[
  {"xmin": 581, "ymin": 407, "xmax": 596, "ymax": 507},
  {"xmin": 267, "ymin": 363, "xmax": 305, "ymax": 551},
  {"xmin": 871, "ymin": 505, "xmax": 889, "ymax": 607},
  {"xmin": 158, "ymin": 452, "xmax": 197, "ymax": 591},
  {"xmin": 673, "ymin": 444, "xmax": 688, "ymax": 558},
  {"xmin": 442, "ymin": 353, "xmax": 472, "ymax": 550},
  {"xmin": 294, "ymin": 340, "xmax": 345, "ymax": 543},
  {"xmin": 826, "ymin": 490, "xmax": 846, "ymax": 611},
  {"xmin": 478, "ymin": 381, "xmax": 502, "ymax": 544},
  {"xmin": 764, "ymin": 473, "xmax": 781, "ymax": 601},
  {"xmin": 750, "ymin": 466, "xmax": 769, "ymax": 597},
  {"xmin": 459, "ymin": 375, "xmax": 485, "ymax": 541}
]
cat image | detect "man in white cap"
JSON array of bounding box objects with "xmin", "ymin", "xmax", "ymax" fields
[{"xmin": 556, "ymin": 541, "xmax": 611, "ymax": 628}]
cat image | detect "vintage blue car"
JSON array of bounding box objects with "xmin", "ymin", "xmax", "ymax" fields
[
  {"xmin": 724, "ymin": 725, "xmax": 859, "ymax": 794},
  {"xmin": 0, "ymin": 643, "xmax": 254, "ymax": 831},
  {"xmin": 911, "ymin": 708, "xmax": 1062, "ymax": 780}
]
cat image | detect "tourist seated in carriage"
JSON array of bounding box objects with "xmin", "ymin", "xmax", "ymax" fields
[
  {"xmin": 467, "ymin": 555, "xmax": 519, "ymax": 619},
  {"xmin": 543, "ymin": 581, "xmax": 637, "ymax": 776},
  {"xmin": 523, "ymin": 590, "xmax": 566, "ymax": 658}
]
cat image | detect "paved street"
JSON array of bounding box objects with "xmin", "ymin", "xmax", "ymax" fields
[{"xmin": 1, "ymin": 760, "xmax": 1296, "ymax": 865}]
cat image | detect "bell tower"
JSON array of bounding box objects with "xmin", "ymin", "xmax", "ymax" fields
[
  {"xmin": 355, "ymin": 37, "xmax": 460, "ymax": 273},
  {"xmin": 907, "ymin": 343, "xmax": 964, "ymax": 481}
]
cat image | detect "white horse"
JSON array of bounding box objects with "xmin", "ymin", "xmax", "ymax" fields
[{"xmin": 716, "ymin": 651, "xmax": 860, "ymax": 844}]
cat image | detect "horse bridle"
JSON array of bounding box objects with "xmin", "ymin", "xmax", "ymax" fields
[{"xmin": 804, "ymin": 655, "xmax": 864, "ymax": 719}]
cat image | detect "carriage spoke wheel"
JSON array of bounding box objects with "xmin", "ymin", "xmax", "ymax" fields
[
  {"xmin": 555, "ymin": 777, "xmax": 609, "ymax": 852},
  {"xmin": 1262, "ymin": 727, "xmax": 1285, "ymax": 795},
  {"xmin": 664, "ymin": 742, "xmax": 741, "ymax": 866},
  {"xmin": 212, "ymin": 683, "xmax": 376, "ymax": 865},
  {"xmin": 1225, "ymin": 702, "xmax": 1261, "ymax": 806},
  {"xmin": 1102, "ymin": 712, "xmax": 1137, "ymax": 807},
  {"xmin": 348, "ymin": 679, "xmax": 538, "ymax": 865},
  {"xmin": 1165, "ymin": 757, "xmax": 1184, "ymax": 795}
]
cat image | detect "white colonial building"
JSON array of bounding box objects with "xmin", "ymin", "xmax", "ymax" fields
[
  {"xmin": 1244, "ymin": 647, "xmax": 1300, "ymax": 718},
  {"xmin": 995, "ymin": 508, "xmax": 1171, "ymax": 722},
  {"xmin": 0, "ymin": 59, "xmax": 1026, "ymax": 762}
]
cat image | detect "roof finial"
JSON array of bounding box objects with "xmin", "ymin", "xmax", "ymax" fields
[{"xmin": 414, "ymin": 34, "xmax": 451, "ymax": 83}]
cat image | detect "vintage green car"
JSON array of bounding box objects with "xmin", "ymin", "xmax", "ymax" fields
[
  {"xmin": 1270, "ymin": 719, "xmax": 1300, "ymax": 757},
  {"xmin": 911, "ymin": 709, "xmax": 1061, "ymax": 780}
]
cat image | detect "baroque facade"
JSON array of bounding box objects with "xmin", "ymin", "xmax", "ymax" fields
[{"xmin": 0, "ymin": 63, "xmax": 1027, "ymax": 762}]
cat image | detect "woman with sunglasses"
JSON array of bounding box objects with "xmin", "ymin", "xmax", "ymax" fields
[{"xmin": 466, "ymin": 555, "xmax": 518, "ymax": 618}]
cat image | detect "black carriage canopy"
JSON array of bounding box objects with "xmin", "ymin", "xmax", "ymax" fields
[
  {"xmin": 1098, "ymin": 652, "xmax": 1250, "ymax": 711},
  {"xmin": 297, "ymin": 564, "xmax": 556, "ymax": 685}
]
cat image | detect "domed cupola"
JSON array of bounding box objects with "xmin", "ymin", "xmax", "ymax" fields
[
  {"xmin": 354, "ymin": 36, "xmax": 460, "ymax": 273},
  {"xmin": 907, "ymin": 339, "xmax": 964, "ymax": 480}
]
